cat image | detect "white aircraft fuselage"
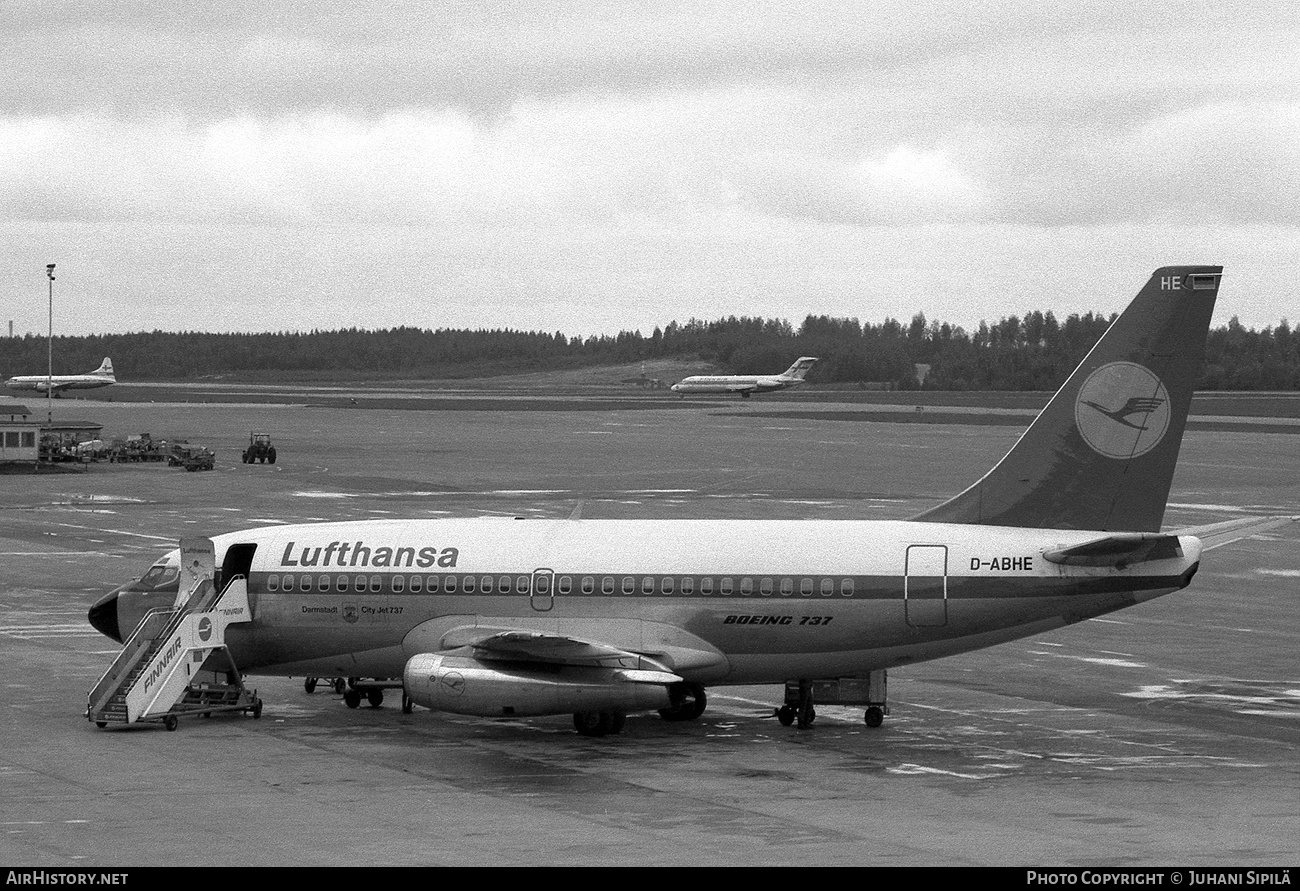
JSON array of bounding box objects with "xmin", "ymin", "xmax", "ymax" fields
[{"xmin": 102, "ymin": 517, "xmax": 1201, "ymax": 687}]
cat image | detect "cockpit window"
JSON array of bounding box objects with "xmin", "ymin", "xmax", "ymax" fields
[{"xmin": 139, "ymin": 564, "xmax": 180, "ymax": 589}]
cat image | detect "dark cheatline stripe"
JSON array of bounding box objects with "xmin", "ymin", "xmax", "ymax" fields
[{"xmin": 248, "ymin": 571, "xmax": 1186, "ymax": 601}]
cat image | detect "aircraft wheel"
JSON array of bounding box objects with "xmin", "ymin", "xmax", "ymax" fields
[
  {"xmin": 864, "ymin": 706, "xmax": 884, "ymax": 728},
  {"xmin": 332, "ymin": 678, "xmax": 346, "ymax": 694},
  {"xmin": 573, "ymin": 711, "xmax": 609, "ymax": 737},
  {"xmin": 163, "ymin": 715, "xmax": 178, "ymax": 732},
  {"xmin": 343, "ymin": 689, "xmax": 362, "ymax": 709},
  {"xmin": 686, "ymin": 685, "xmax": 707, "ymax": 719},
  {"xmin": 304, "ymin": 677, "xmax": 317, "ymax": 693},
  {"xmin": 659, "ymin": 682, "xmax": 706, "ymax": 722},
  {"xmin": 777, "ymin": 705, "xmax": 796, "ymax": 727},
  {"xmin": 367, "ymin": 688, "xmax": 384, "ymax": 707},
  {"xmin": 401, "ymin": 693, "xmax": 414, "ymax": 714},
  {"xmin": 95, "ymin": 721, "xmax": 108, "ymax": 729}
]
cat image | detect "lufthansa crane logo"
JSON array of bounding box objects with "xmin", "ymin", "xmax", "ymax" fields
[
  {"xmin": 437, "ymin": 671, "xmax": 466, "ymax": 697},
  {"xmin": 1074, "ymin": 362, "xmax": 1171, "ymax": 459}
]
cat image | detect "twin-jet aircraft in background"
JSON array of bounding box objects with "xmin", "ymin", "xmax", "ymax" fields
[
  {"xmin": 87, "ymin": 266, "xmax": 1295, "ymax": 737},
  {"xmin": 671, "ymin": 356, "xmax": 818, "ymax": 397},
  {"xmin": 6, "ymin": 357, "xmax": 116, "ymax": 395}
]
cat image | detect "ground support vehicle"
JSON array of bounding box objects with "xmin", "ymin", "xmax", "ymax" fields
[
  {"xmin": 303, "ymin": 677, "xmax": 347, "ymax": 695},
  {"xmin": 242, "ymin": 432, "xmax": 277, "ymax": 464},
  {"xmin": 342, "ymin": 677, "xmax": 413, "ymax": 713}
]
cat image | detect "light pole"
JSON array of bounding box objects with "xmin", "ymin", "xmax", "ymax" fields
[{"xmin": 46, "ymin": 263, "xmax": 55, "ymax": 423}]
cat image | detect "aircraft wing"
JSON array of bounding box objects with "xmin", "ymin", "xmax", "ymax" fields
[
  {"xmin": 442, "ymin": 626, "xmax": 680, "ymax": 675},
  {"xmin": 1171, "ymin": 515, "xmax": 1299, "ymax": 551}
]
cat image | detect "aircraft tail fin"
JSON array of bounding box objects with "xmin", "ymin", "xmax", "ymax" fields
[
  {"xmin": 93, "ymin": 358, "xmax": 114, "ymax": 378},
  {"xmin": 912, "ymin": 266, "xmax": 1222, "ymax": 532},
  {"xmin": 781, "ymin": 357, "xmax": 818, "ymax": 381}
]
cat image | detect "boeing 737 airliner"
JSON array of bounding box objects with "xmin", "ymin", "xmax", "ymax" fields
[
  {"xmin": 85, "ymin": 267, "xmax": 1295, "ymax": 737},
  {"xmin": 6, "ymin": 357, "xmax": 116, "ymax": 395},
  {"xmin": 671, "ymin": 356, "xmax": 818, "ymax": 397}
]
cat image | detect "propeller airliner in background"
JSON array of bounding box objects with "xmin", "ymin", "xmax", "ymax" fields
[{"xmin": 6, "ymin": 357, "xmax": 116, "ymax": 395}]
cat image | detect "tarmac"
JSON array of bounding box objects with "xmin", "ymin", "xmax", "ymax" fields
[{"xmin": 1, "ymin": 387, "xmax": 1297, "ymax": 866}]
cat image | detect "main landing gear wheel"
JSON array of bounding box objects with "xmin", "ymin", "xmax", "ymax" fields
[
  {"xmin": 864, "ymin": 706, "xmax": 884, "ymax": 728},
  {"xmin": 777, "ymin": 705, "xmax": 796, "ymax": 727},
  {"xmin": 304, "ymin": 677, "xmax": 317, "ymax": 693},
  {"xmin": 658, "ymin": 682, "xmax": 707, "ymax": 722},
  {"xmin": 343, "ymin": 689, "xmax": 362, "ymax": 709},
  {"xmin": 573, "ymin": 711, "xmax": 626, "ymax": 737},
  {"xmin": 366, "ymin": 688, "xmax": 384, "ymax": 708}
]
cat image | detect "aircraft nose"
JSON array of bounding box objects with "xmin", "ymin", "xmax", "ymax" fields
[{"xmin": 87, "ymin": 589, "xmax": 122, "ymax": 643}]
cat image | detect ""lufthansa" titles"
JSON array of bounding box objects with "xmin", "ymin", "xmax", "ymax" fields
[{"xmin": 280, "ymin": 541, "xmax": 459, "ymax": 569}]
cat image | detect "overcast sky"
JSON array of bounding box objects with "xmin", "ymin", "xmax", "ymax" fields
[{"xmin": 1, "ymin": 1, "xmax": 1296, "ymax": 340}]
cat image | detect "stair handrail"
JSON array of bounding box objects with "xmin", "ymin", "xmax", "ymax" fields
[{"xmin": 86, "ymin": 606, "xmax": 178, "ymax": 718}]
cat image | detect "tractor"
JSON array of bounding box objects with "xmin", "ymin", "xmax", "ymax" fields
[{"xmin": 242, "ymin": 432, "xmax": 277, "ymax": 464}]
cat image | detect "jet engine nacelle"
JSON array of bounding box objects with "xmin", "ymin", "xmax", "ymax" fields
[{"xmin": 403, "ymin": 653, "xmax": 676, "ymax": 718}]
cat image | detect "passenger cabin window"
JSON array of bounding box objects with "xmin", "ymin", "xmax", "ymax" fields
[
  {"xmin": 301, "ymin": 575, "xmax": 312, "ymax": 591},
  {"xmin": 622, "ymin": 577, "xmax": 634, "ymax": 595},
  {"xmin": 318, "ymin": 575, "xmax": 331, "ymax": 591},
  {"xmin": 516, "ymin": 576, "xmax": 529, "ymax": 594},
  {"xmin": 558, "ymin": 576, "xmax": 572, "ymax": 595},
  {"xmin": 720, "ymin": 577, "xmax": 733, "ymax": 595},
  {"xmin": 841, "ymin": 578, "xmax": 854, "ymax": 597},
  {"xmin": 760, "ymin": 578, "xmax": 773, "ymax": 596},
  {"xmin": 701, "ymin": 578, "xmax": 714, "ymax": 595},
  {"xmin": 820, "ymin": 579, "xmax": 833, "ymax": 597},
  {"xmin": 780, "ymin": 578, "xmax": 793, "ymax": 596},
  {"xmin": 801, "ymin": 578, "xmax": 813, "ymax": 596},
  {"xmin": 283, "ymin": 575, "xmax": 295, "ymax": 592},
  {"xmin": 498, "ymin": 576, "xmax": 512, "ymax": 594},
  {"xmin": 267, "ymin": 575, "xmax": 279, "ymax": 592},
  {"xmin": 681, "ymin": 577, "xmax": 694, "ymax": 595},
  {"xmin": 740, "ymin": 577, "xmax": 753, "ymax": 596},
  {"xmin": 602, "ymin": 577, "xmax": 615, "ymax": 595},
  {"xmin": 661, "ymin": 577, "xmax": 674, "ymax": 594},
  {"xmin": 642, "ymin": 576, "xmax": 654, "ymax": 595},
  {"xmin": 582, "ymin": 576, "xmax": 595, "ymax": 594},
  {"xmin": 336, "ymin": 575, "xmax": 348, "ymax": 592},
  {"xmin": 392, "ymin": 575, "xmax": 404, "ymax": 593},
  {"xmin": 444, "ymin": 576, "xmax": 456, "ymax": 593},
  {"xmin": 410, "ymin": 575, "xmax": 422, "ymax": 593},
  {"xmin": 462, "ymin": 576, "xmax": 475, "ymax": 594},
  {"xmin": 480, "ymin": 576, "xmax": 494, "ymax": 594}
]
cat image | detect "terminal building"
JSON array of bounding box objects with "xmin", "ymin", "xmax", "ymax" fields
[
  {"xmin": 0, "ymin": 402, "xmax": 103, "ymax": 466},
  {"xmin": 0, "ymin": 403, "xmax": 41, "ymax": 464}
]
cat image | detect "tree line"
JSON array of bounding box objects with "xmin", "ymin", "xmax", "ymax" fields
[{"xmin": 1, "ymin": 311, "xmax": 1296, "ymax": 390}]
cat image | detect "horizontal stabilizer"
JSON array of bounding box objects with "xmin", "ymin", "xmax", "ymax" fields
[
  {"xmin": 1043, "ymin": 533, "xmax": 1185, "ymax": 567},
  {"xmin": 1172, "ymin": 515, "xmax": 1299, "ymax": 551}
]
